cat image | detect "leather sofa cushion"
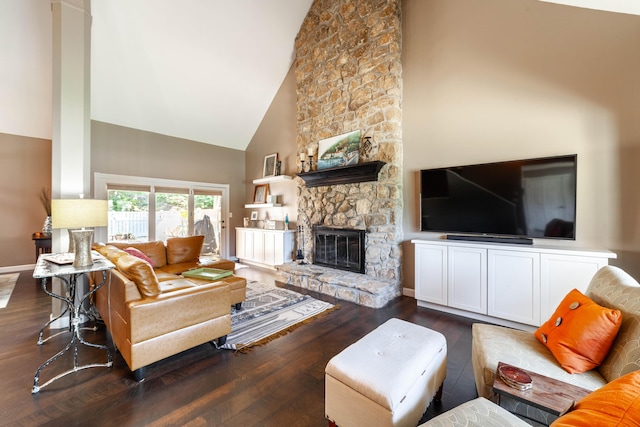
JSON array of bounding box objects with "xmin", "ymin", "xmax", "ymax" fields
[
  {"xmin": 155, "ymin": 270, "xmax": 182, "ymax": 282},
  {"xmin": 156, "ymin": 258, "xmax": 236, "ymax": 275},
  {"xmin": 95, "ymin": 244, "xmax": 129, "ymax": 263},
  {"xmin": 186, "ymin": 275, "xmax": 246, "ymax": 292},
  {"xmin": 127, "ymin": 281, "xmax": 230, "ymax": 343},
  {"xmin": 116, "ymin": 254, "xmax": 161, "ymax": 298},
  {"xmin": 110, "ymin": 241, "xmax": 167, "ymax": 268},
  {"xmin": 158, "ymin": 262, "xmax": 203, "ymax": 275},
  {"xmin": 166, "ymin": 235, "xmax": 204, "ymax": 264},
  {"xmin": 199, "ymin": 257, "xmax": 236, "ymax": 271},
  {"xmin": 159, "ymin": 279, "xmax": 198, "ymax": 293}
]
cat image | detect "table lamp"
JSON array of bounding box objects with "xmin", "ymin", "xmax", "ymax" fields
[{"xmin": 51, "ymin": 198, "xmax": 108, "ymax": 268}]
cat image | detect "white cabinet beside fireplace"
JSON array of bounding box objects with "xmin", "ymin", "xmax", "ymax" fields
[
  {"xmin": 236, "ymin": 227, "xmax": 295, "ymax": 269},
  {"xmin": 412, "ymin": 239, "xmax": 615, "ymax": 329}
]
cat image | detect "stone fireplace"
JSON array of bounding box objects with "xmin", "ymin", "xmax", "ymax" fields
[{"xmin": 276, "ymin": 0, "xmax": 404, "ymax": 308}]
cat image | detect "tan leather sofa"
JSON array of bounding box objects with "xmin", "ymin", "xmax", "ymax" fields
[
  {"xmin": 108, "ymin": 236, "xmax": 246, "ymax": 309},
  {"xmin": 92, "ymin": 236, "xmax": 245, "ymax": 381}
]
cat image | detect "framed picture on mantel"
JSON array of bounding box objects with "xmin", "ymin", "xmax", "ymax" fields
[{"xmin": 318, "ymin": 130, "xmax": 360, "ymax": 170}]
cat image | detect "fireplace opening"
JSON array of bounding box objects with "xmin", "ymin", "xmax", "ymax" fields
[{"xmin": 313, "ymin": 226, "xmax": 365, "ymax": 274}]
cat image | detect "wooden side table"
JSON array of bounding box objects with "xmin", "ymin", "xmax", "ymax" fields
[
  {"xmin": 493, "ymin": 361, "xmax": 591, "ymax": 418},
  {"xmin": 32, "ymin": 232, "xmax": 52, "ymax": 262}
]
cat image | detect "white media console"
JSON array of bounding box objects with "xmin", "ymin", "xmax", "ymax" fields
[{"xmin": 412, "ymin": 239, "xmax": 616, "ymax": 330}]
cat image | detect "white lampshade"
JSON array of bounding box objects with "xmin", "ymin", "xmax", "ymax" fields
[
  {"xmin": 51, "ymin": 199, "xmax": 108, "ymax": 267},
  {"xmin": 51, "ymin": 199, "xmax": 108, "ymax": 229}
]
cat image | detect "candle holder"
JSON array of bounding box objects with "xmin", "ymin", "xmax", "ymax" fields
[
  {"xmin": 299, "ymin": 152, "xmax": 307, "ymax": 173},
  {"xmin": 308, "ymin": 155, "xmax": 314, "ymax": 172}
]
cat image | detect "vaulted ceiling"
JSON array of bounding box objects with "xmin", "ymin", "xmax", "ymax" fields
[
  {"xmin": 90, "ymin": 0, "xmax": 313, "ymax": 151},
  {"xmin": 89, "ymin": 0, "xmax": 639, "ymax": 151},
  {"xmin": 2, "ymin": 0, "xmax": 638, "ymax": 152}
]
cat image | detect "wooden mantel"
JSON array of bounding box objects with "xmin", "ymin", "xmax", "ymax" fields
[{"xmin": 296, "ymin": 161, "xmax": 386, "ymax": 188}]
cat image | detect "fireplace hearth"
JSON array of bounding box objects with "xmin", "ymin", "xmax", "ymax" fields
[{"xmin": 313, "ymin": 226, "xmax": 365, "ymax": 274}]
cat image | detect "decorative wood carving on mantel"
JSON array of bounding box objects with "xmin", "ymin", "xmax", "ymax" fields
[{"xmin": 296, "ymin": 161, "xmax": 386, "ymax": 188}]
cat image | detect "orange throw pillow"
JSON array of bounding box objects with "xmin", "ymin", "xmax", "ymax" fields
[
  {"xmin": 535, "ymin": 288, "xmax": 622, "ymax": 374},
  {"xmin": 551, "ymin": 370, "xmax": 640, "ymax": 427}
]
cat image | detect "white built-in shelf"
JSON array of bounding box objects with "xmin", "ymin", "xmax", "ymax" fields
[
  {"xmin": 252, "ymin": 175, "xmax": 293, "ymax": 185},
  {"xmin": 244, "ymin": 203, "xmax": 282, "ymax": 209}
]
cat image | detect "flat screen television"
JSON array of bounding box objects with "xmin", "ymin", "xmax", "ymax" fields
[{"xmin": 420, "ymin": 155, "xmax": 577, "ymax": 242}]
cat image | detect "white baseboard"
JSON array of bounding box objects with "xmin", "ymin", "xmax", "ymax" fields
[
  {"xmin": 0, "ymin": 264, "xmax": 34, "ymax": 274},
  {"xmin": 416, "ymin": 300, "xmax": 536, "ymax": 332}
]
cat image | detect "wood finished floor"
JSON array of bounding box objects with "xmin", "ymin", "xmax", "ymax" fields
[{"xmin": 0, "ymin": 266, "xmax": 480, "ymax": 427}]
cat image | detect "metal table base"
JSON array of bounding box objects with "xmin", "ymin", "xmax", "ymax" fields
[{"xmin": 32, "ymin": 254, "xmax": 114, "ymax": 393}]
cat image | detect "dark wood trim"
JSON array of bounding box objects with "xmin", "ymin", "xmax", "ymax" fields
[{"xmin": 297, "ymin": 161, "xmax": 386, "ymax": 187}]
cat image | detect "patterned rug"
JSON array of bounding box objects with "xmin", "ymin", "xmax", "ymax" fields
[
  {"xmin": 220, "ymin": 280, "xmax": 337, "ymax": 352},
  {"xmin": 0, "ymin": 273, "xmax": 19, "ymax": 309}
]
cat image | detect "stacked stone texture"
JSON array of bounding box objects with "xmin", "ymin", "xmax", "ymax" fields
[
  {"xmin": 277, "ymin": 263, "xmax": 399, "ymax": 308},
  {"xmin": 294, "ymin": 0, "xmax": 403, "ymax": 295}
]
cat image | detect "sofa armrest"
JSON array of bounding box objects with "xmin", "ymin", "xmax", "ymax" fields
[
  {"xmin": 127, "ymin": 281, "xmax": 230, "ymax": 343},
  {"xmin": 93, "ymin": 269, "xmax": 142, "ymax": 318},
  {"xmin": 586, "ymin": 266, "xmax": 640, "ymax": 382},
  {"xmin": 419, "ymin": 397, "xmax": 530, "ymax": 427}
]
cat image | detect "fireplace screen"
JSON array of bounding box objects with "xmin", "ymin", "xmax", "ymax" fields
[{"xmin": 313, "ymin": 226, "xmax": 365, "ymax": 274}]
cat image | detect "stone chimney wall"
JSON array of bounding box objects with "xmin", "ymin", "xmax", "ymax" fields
[{"xmin": 294, "ymin": 0, "xmax": 403, "ymax": 286}]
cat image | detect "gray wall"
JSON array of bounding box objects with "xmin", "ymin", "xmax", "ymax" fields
[
  {"xmin": 91, "ymin": 121, "xmax": 247, "ymax": 256},
  {"xmin": 244, "ymin": 66, "xmax": 299, "ymax": 226}
]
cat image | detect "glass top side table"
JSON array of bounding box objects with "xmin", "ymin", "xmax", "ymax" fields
[{"xmin": 32, "ymin": 252, "xmax": 115, "ymax": 393}]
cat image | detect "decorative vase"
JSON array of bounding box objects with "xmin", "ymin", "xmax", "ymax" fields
[{"xmin": 42, "ymin": 216, "xmax": 52, "ymax": 235}]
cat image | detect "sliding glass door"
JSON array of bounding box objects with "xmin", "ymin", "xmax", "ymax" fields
[
  {"xmin": 194, "ymin": 190, "xmax": 223, "ymax": 256},
  {"xmin": 155, "ymin": 187, "xmax": 189, "ymax": 241},
  {"xmin": 96, "ymin": 174, "xmax": 229, "ymax": 258},
  {"xmin": 107, "ymin": 186, "xmax": 150, "ymax": 241}
]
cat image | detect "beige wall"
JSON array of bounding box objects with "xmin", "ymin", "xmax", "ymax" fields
[
  {"xmin": 5, "ymin": 0, "xmax": 640, "ymax": 285},
  {"xmin": 91, "ymin": 121, "xmax": 246, "ymax": 255},
  {"xmin": 244, "ymin": 65, "xmax": 299, "ymax": 227},
  {"xmin": 402, "ymin": 0, "xmax": 640, "ymax": 287},
  {"xmin": 0, "ymin": 132, "xmax": 52, "ymax": 268}
]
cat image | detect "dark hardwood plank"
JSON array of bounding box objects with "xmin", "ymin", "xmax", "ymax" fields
[{"xmin": 0, "ymin": 267, "xmax": 479, "ymax": 426}]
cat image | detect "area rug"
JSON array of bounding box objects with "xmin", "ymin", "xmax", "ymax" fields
[
  {"xmin": 0, "ymin": 273, "xmax": 19, "ymax": 309},
  {"xmin": 220, "ymin": 280, "xmax": 337, "ymax": 352}
]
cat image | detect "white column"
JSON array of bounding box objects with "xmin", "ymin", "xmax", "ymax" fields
[{"xmin": 50, "ymin": 0, "xmax": 92, "ymax": 328}]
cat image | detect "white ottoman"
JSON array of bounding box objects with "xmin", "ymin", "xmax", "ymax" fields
[{"xmin": 325, "ymin": 318, "xmax": 447, "ymax": 427}]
